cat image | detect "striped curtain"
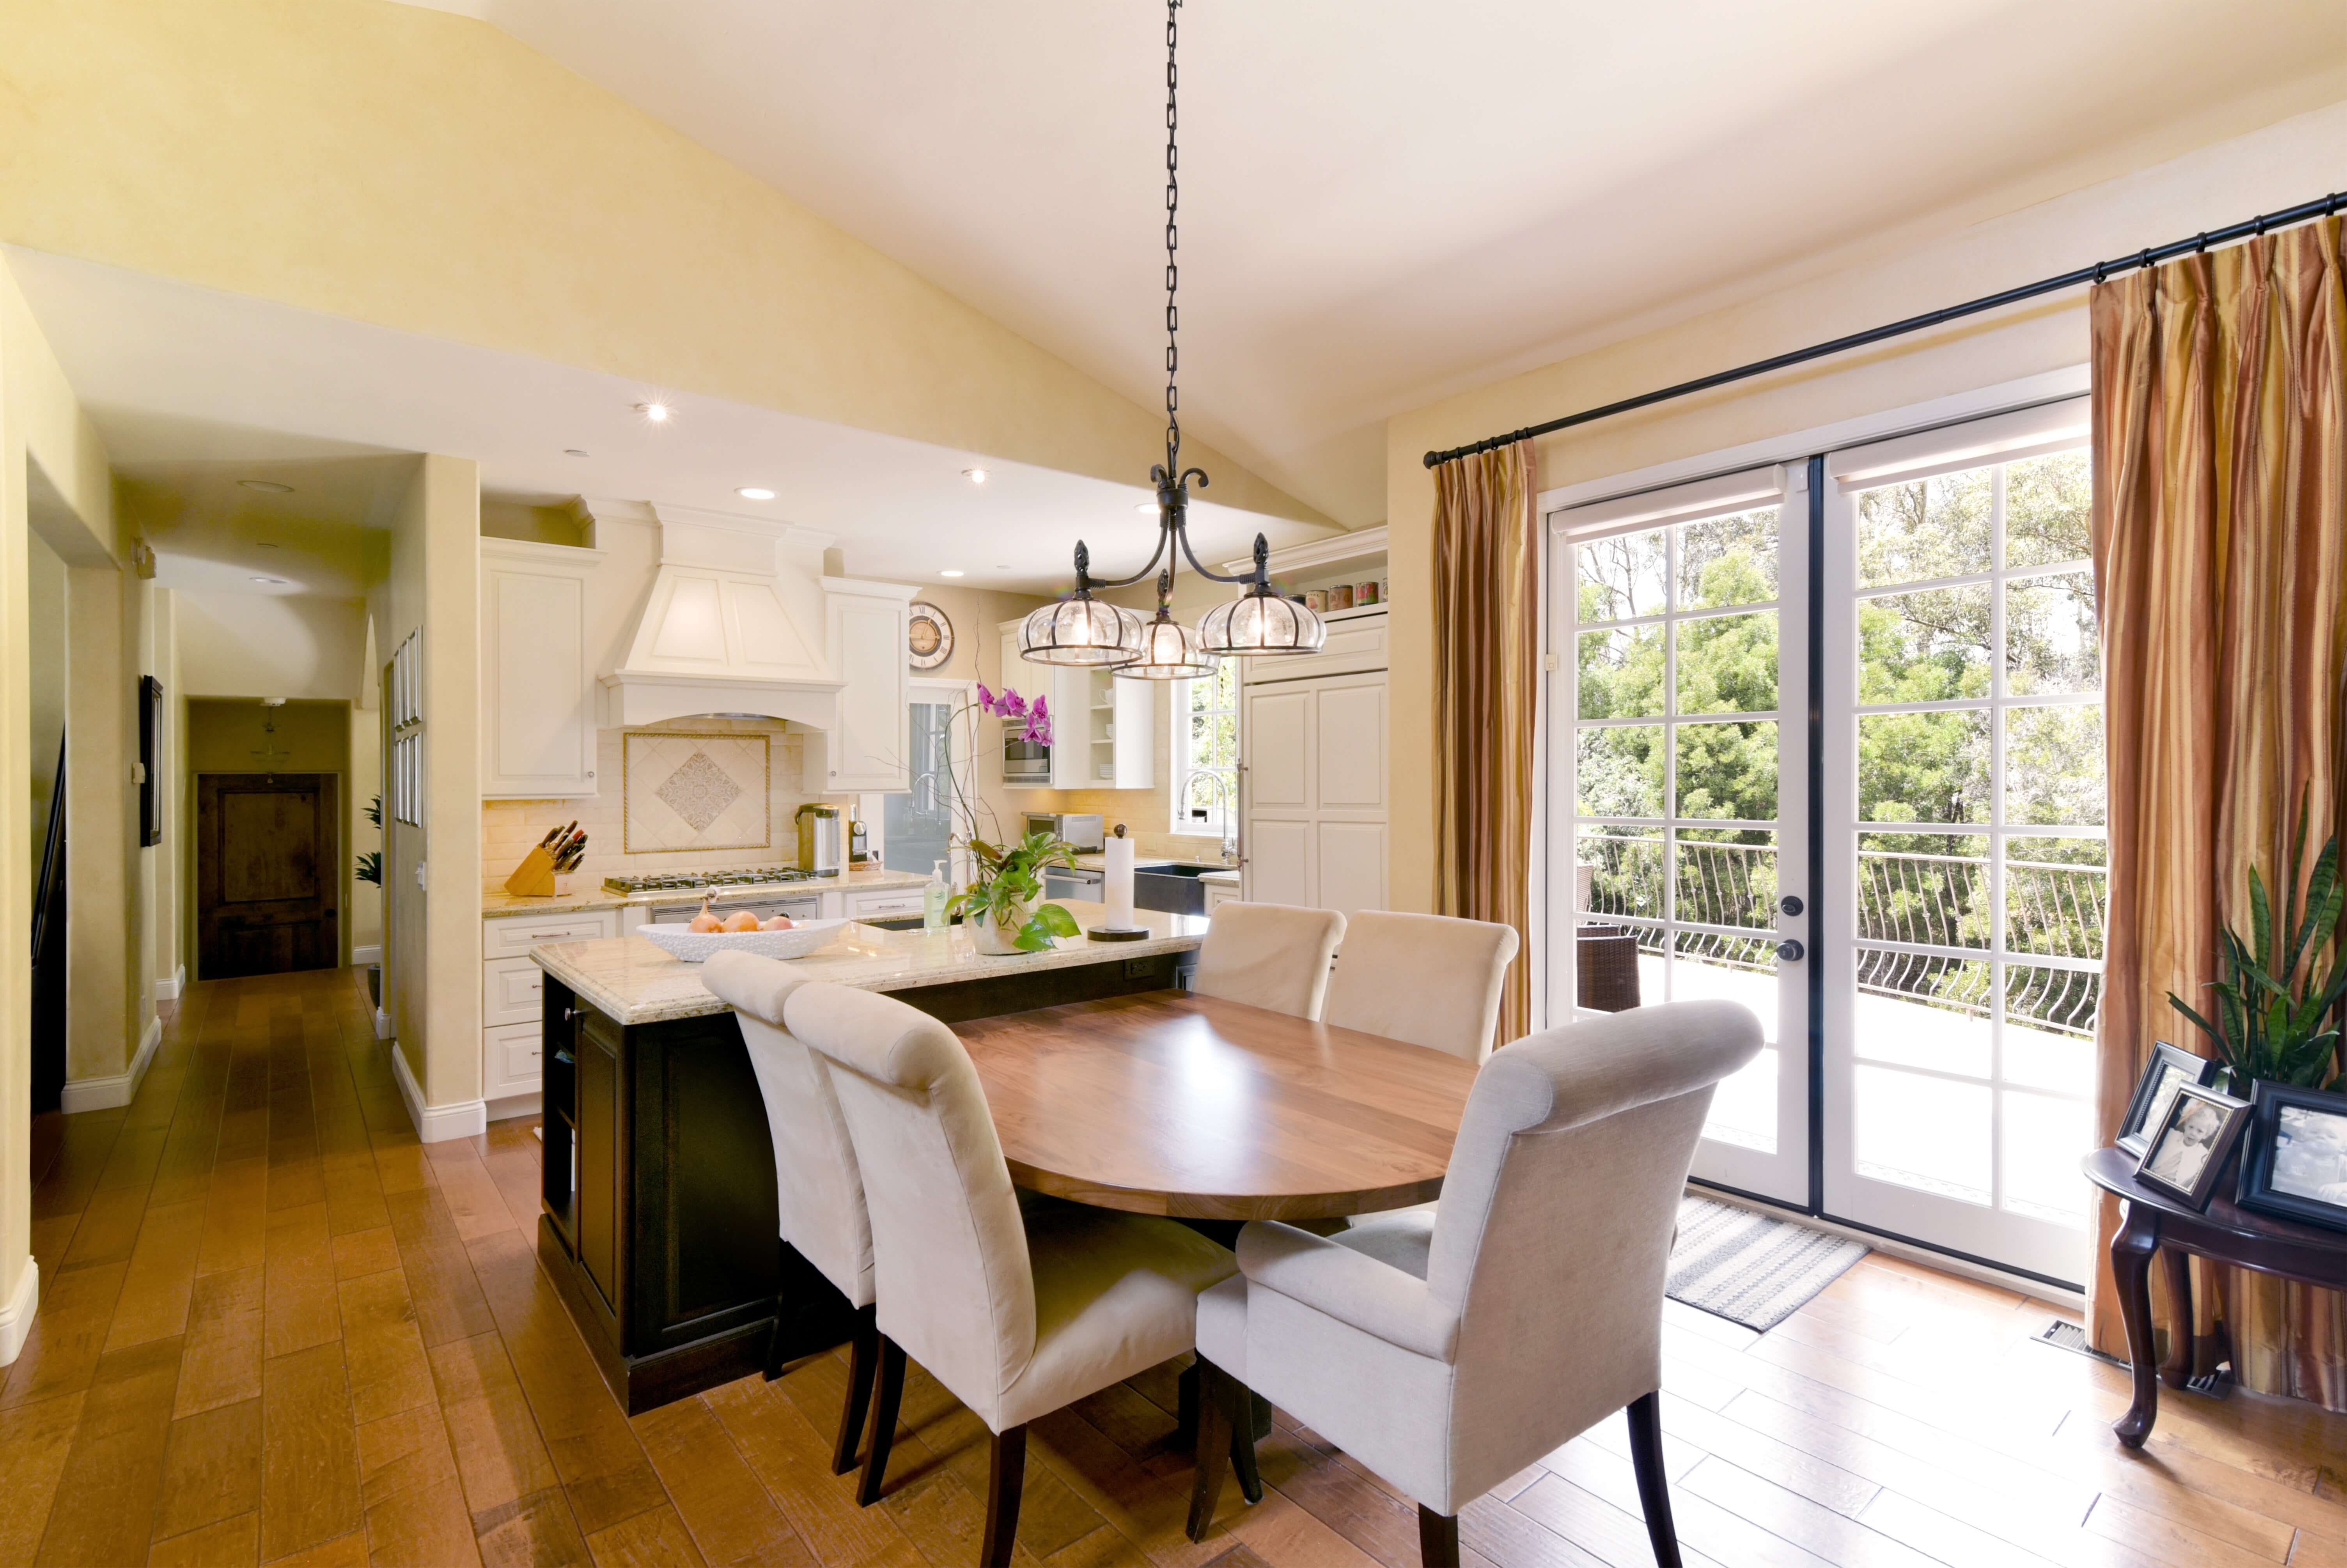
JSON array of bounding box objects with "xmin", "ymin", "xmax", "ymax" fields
[
  {"xmin": 1432, "ymin": 441, "xmax": 1539, "ymax": 1045},
  {"xmin": 2089, "ymin": 217, "xmax": 2347, "ymax": 1409}
]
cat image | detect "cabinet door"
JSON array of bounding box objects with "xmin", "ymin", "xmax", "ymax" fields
[
  {"xmin": 481, "ymin": 556, "xmax": 597, "ymax": 797},
  {"xmin": 1049, "ymin": 664, "xmax": 1094, "ymax": 788},
  {"xmin": 1241, "ymin": 671, "xmax": 1387, "ymax": 914},
  {"xmin": 1243, "ymin": 686, "xmax": 1314, "ymax": 904},
  {"xmin": 575, "ymin": 1016, "xmax": 622, "ymax": 1314},
  {"xmin": 1111, "ymin": 671, "xmax": 1155, "ymax": 789},
  {"xmin": 821, "ymin": 594, "xmax": 910, "ymax": 792}
]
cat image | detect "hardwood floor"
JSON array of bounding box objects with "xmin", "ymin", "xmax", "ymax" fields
[{"xmin": 8, "ymin": 967, "xmax": 2347, "ymax": 1568}]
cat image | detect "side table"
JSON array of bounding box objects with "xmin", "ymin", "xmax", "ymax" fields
[{"xmin": 2081, "ymin": 1146, "xmax": 2347, "ymax": 1446}]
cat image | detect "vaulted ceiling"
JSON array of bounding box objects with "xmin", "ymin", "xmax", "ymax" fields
[{"xmin": 397, "ymin": 0, "xmax": 2347, "ymax": 524}]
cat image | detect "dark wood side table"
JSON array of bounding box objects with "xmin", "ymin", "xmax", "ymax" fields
[{"xmin": 2081, "ymin": 1146, "xmax": 2347, "ymax": 1446}]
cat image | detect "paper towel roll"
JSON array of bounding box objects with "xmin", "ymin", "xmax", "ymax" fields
[{"xmin": 1104, "ymin": 838, "xmax": 1137, "ymax": 928}]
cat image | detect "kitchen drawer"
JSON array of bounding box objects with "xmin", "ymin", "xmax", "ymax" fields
[
  {"xmin": 484, "ymin": 1021, "xmax": 543, "ymax": 1099},
  {"xmin": 484, "ymin": 909, "xmax": 619, "ymax": 956},
  {"xmin": 484, "ymin": 956, "xmax": 548, "ymax": 1028},
  {"xmin": 845, "ymin": 887, "xmax": 928, "ymax": 919}
]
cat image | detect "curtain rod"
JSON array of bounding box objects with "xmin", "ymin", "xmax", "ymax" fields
[{"xmin": 1423, "ymin": 187, "xmax": 2347, "ymax": 469}]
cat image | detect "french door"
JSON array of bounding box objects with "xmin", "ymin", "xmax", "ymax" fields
[
  {"xmin": 1554, "ymin": 467, "xmax": 1813, "ymax": 1206},
  {"xmin": 1551, "ymin": 397, "xmax": 2101, "ymax": 1285}
]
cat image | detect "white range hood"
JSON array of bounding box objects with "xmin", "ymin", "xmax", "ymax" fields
[{"xmin": 599, "ymin": 503, "xmax": 846, "ymax": 729}]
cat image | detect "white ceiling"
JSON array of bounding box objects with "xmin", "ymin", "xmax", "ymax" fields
[
  {"xmin": 7, "ymin": 246, "xmax": 1333, "ymax": 597},
  {"xmin": 398, "ymin": 0, "xmax": 2347, "ymax": 524}
]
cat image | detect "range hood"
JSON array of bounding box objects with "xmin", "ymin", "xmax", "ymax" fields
[{"xmin": 597, "ymin": 503, "xmax": 845, "ymax": 729}]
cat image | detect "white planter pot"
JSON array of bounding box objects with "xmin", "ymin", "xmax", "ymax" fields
[{"xmin": 970, "ymin": 904, "xmax": 1033, "ymax": 955}]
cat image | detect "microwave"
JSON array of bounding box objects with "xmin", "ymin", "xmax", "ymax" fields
[
  {"xmin": 1002, "ymin": 733, "xmax": 1051, "ymax": 787},
  {"xmin": 1024, "ymin": 812, "xmax": 1104, "ymax": 852}
]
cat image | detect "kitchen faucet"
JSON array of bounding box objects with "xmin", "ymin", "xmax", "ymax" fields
[{"xmin": 1182, "ymin": 769, "xmax": 1237, "ymax": 866}]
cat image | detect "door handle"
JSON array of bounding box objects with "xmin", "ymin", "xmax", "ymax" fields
[{"xmin": 1776, "ymin": 939, "xmax": 1806, "ymax": 962}]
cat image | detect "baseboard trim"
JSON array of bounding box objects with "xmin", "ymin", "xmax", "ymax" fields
[
  {"xmin": 60, "ymin": 1015, "xmax": 163, "ymax": 1113},
  {"xmin": 486, "ymin": 1092, "xmax": 543, "ymax": 1124},
  {"xmin": 155, "ymin": 965, "xmax": 187, "ymax": 1001},
  {"xmin": 352, "ymin": 944, "xmax": 383, "ymax": 966},
  {"xmin": 0, "ymin": 1260, "xmax": 38, "ymax": 1367},
  {"xmin": 390, "ymin": 1041, "xmax": 488, "ymax": 1144}
]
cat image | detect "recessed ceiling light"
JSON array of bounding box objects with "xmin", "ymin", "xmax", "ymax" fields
[
  {"xmin": 940, "ymin": 570, "xmax": 965, "ymax": 578},
  {"xmin": 238, "ymin": 479, "xmax": 293, "ymax": 493},
  {"xmin": 735, "ymin": 487, "xmax": 776, "ymax": 501},
  {"xmin": 250, "ymin": 576, "xmax": 288, "ymax": 585},
  {"xmin": 962, "ymin": 468, "xmax": 988, "ymax": 485},
  {"xmin": 636, "ymin": 402, "xmax": 672, "ymax": 423},
  {"xmin": 564, "ymin": 448, "xmax": 589, "ymax": 457}
]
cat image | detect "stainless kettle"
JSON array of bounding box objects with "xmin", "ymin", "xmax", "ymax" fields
[{"xmin": 796, "ymin": 803, "xmax": 843, "ymax": 876}]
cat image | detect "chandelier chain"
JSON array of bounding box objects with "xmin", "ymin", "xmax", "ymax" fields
[{"xmin": 1163, "ymin": 0, "xmax": 1181, "ymax": 470}]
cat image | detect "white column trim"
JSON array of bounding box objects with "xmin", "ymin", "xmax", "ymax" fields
[
  {"xmin": 0, "ymin": 1260, "xmax": 38, "ymax": 1367},
  {"xmin": 59, "ymin": 1014, "xmax": 162, "ymax": 1113},
  {"xmin": 390, "ymin": 1040, "xmax": 487, "ymax": 1143}
]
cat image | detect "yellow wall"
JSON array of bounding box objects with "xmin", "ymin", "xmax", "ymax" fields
[
  {"xmin": 1382, "ymin": 96, "xmax": 2347, "ymax": 915},
  {"xmin": 0, "ymin": 0, "xmax": 1325, "ymax": 532}
]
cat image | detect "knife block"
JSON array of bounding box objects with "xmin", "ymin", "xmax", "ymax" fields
[{"xmin": 503, "ymin": 846, "xmax": 571, "ymax": 898}]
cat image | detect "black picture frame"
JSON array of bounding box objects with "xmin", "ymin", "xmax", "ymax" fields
[
  {"xmin": 138, "ymin": 674, "xmax": 163, "ymax": 847},
  {"xmin": 2134, "ymin": 1082, "xmax": 2251, "ymax": 1210},
  {"xmin": 2117, "ymin": 1040, "xmax": 2219, "ymax": 1157},
  {"xmin": 2234, "ymin": 1080, "xmax": 2347, "ymax": 1234}
]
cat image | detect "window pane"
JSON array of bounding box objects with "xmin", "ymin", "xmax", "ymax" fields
[
  {"xmin": 1857, "ymin": 467, "xmax": 1992, "ymax": 588},
  {"xmin": 1859, "ymin": 710, "xmax": 1989, "ymax": 825},
  {"xmin": 1854, "ymin": 948, "xmax": 1992, "ymax": 1075},
  {"xmin": 2002, "ymin": 1090, "xmax": 2092, "ymax": 1225},
  {"xmin": 1856, "ymin": 1065, "xmax": 1991, "ymax": 1205},
  {"xmin": 2005, "ymin": 571, "xmax": 2099, "ymax": 695},
  {"xmin": 1672, "ymin": 930, "xmax": 1779, "ymax": 1154},
  {"xmin": 1856, "ymin": 832, "xmax": 1988, "ymax": 948},
  {"xmin": 1577, "ymin": 532, "xmax": 1667, "ymax": 622},
  {"xmin": 1674, "ymin": 830, "xmax": 1777, "ymax": 929},
  {"xmin": 2005, "ymin": 704, "xmax": 2105, "ymax": 826},
  {"xmin": 1859, "ymin": 585, "xmax": 1991, "ymax": 702},
  {"xmin": 2005, "ymin": 451, "xmax": 2092, "ymax": 570},
  {"xmin": 1576, "ymin": 726, "xmax": 1664, "ymax": 818},
  {"xmin": 1676, "ymin": 507, "xmax": 1779, "ymax": 608},
  {"xmin": 2005, "ymin": 837, "xmax": 2106, "ymax": 960},
  {"xmin": 1578, "ymin": 625, "xmax": 1664, "ymax": 719},
  {"xmin": 1677, "ymin": 611, "xmax": 1778, "ymax": 715},
  {"xmin": 1576, "ymin": 829, "xmax": 1663, "ymax": 920},
  {"xmin": 2003, "ymin": 962, "xmax": 2100, "ymax": 1087},
  {"xmin": 1675, "ymin": 720, "xmax": 1776, "ymax": 821},
  {"xmin": 1705, "ymin": 1047, "xmax": 1779, "ymax": 1154}
]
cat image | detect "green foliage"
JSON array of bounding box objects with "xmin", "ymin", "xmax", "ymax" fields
[
  {"xmin": 946, "ymin": 829, "xmax": 1082, "ymax": 951},
  {"xmin": 355, "ymin": 850, "xmax": 383, "ymax": 887},
  {"xmin": 2169, "ymin": 790, "xmax": 2347, "ymax": 1089}
]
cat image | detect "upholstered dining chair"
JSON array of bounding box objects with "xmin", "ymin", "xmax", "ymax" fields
[
  {"xmin": 1184, "ymin": 999, "xmax": 1763, "ymax": 1568},
  {"xmin": 702, "ymin": 950, "xmax": 883, "ymax": 1480},
  {"xmin": 785, "ymin": 978, "xmax": 1239, "ymax": 1568},
  {"xmin": 1322, "ymin": 910, "xmax": 1520, "ymax": 1062},
  {"xmin": 1189, "ymin": 902, "xmax": 1346, "ymax": 1018}
]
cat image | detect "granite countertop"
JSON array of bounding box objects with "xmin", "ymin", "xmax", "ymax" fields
[
  {"xmin": 530, "ymin": 899, "xmax": 1209, "ymax": 1026},
  {"xmin": 482, "ymin": 865, "xmax": 934, "ymax": 920}
]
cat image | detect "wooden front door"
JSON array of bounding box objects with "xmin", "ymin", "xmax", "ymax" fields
[{"xmin": 197, "ymin": 773, "xmax": 340, "ymax": 978}]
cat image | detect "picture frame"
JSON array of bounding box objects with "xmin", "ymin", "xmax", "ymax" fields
[
  {"xmin": 2134, "ymin": 1082, "xmax": 2251, "ymax": 1210},
  {"xmin": 2234, "ymin": 1080, "xmax": 2347, "ymax": 1234},
  {"xmin": 2117, "ymin": 1040, "xmax": 2220, "ymax": 1157}
]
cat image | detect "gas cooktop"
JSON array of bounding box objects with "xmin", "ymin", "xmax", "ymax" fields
[{"xmin": 601, "ymin": 866, "xmax": 823, "ymax": 894}]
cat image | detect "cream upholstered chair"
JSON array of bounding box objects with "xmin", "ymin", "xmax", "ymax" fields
[
  {"xmin": 702, "ymin": 950, "xmax": 883, "ymax": 1479},
  {"xmin": 1186, "ymin": 1000, "xmax": 1763, "ymax": 1568},
  {"xmin": 1323, "ymin": 911, "xmax": 1520, "ymax": 1061},
  {"xmin": 1189, "ymin": 902, "xmax": 1345, "ymax": 1017},
  {"xmin": 785, "ymin": 978, "xmax": 1238, "ymax": 1568}
]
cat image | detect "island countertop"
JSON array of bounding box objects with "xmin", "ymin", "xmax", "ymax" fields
[
  {"xmin": 483, "ymin": 864, "xmax": 934, "ymax": 920},
  {"xmin": 531, "ymin": 899, "xmax": 1209, "ymax": 1026}
]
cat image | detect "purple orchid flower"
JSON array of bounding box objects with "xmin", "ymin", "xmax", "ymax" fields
[
  {"xmin": 998, "ymin": 688, "xmax": 1028, "ymax": 719},
  {"xmin": 976, "ymin": 681, "xmax": 995, "ymax": 715},
  {"xmin": 1024, "ymin": 695, "xmax": 1052, "ymax": 747}
]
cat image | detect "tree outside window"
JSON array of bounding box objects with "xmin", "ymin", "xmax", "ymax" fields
[{"xmin": 1177, "ymin": 661, "xmax": 1239, "ymax": 837}]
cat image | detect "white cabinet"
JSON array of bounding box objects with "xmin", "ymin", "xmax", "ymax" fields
[
  {"xmin": 479, "ymin": 539, "xmax": 604, "ymax": 798},
  {"xmin": 480, "ymin": 908, "xmax": 619, "ymax": 1104},
  {"xmin": 995, "ymin": 621, "xmax": 1154, "ymax": 790},
  {"xmin": 1241, "ymin": 669, "xmax": 1387, "ymax": 919},
  {"xmin": 808, "ymin": 580, "xmax": 915, "ymax": 792}
]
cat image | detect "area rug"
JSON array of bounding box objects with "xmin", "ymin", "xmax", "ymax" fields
[{"xmin": 1665, "ymin": 1196, "xmax": 1870, "ymax": 1331}]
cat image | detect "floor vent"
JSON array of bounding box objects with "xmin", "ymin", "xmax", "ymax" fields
[{"xmin": 2034, "ymin": 1319, "xmax": 2125, "ymax": 1366}]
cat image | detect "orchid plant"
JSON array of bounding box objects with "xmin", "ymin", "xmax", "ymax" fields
[{"xmin": 933, "ymin": 684, "xmax": 1080, "ymax": 951}]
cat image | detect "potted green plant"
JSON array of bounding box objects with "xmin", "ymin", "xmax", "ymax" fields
[
  {"xmin": 2170, "ymin": 790, "xmax": 2347, "ymax": 1092},
  {"xmin": 950, "ymin": 829, "xmax": 1083, "ymax": 955},
  {"xmin": 358, "ymin": 794, "xmax": 384, "ymax": 1006}
]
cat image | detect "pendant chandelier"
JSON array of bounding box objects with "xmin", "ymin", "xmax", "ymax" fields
[{"xmin": 1019, "ymin": 0, "xmax": 1326, "ymax": 677}]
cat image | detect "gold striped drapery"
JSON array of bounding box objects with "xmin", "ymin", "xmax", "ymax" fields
[
  {"xmin": 1432, "ymin": 441, "xmax": 1539, "ymax": 1046},
  {"xmin": 2089, "ymin": 217, "xmax": 2347, "ymax": 1409}
]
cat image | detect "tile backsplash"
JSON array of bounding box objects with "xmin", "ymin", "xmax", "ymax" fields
[{"xmin": 482, "ymin": 717, "xmax": 845, "ymax": 889}]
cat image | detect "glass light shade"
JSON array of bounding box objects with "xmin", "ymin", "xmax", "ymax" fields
[
  {"xmin": 1019, "ymin": 597, "xmax": 1144, "ymax": 667},
  {"xmin": 1115, "ymin": 613, "xmax": 1218, "ymax": 680},
  {"xmin": 1197, "ymin": 588, "xmax": 1327, "ymax": 657}
]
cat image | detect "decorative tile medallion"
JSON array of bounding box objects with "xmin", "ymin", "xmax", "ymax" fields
[{"xmin": 623, "ymin": 732, "xmax": 770, "ymax": 852}]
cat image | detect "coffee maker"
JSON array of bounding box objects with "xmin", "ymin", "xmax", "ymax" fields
[{"xmin": 796, "ymin": 803, "xmax": 843, "ymax": 877}]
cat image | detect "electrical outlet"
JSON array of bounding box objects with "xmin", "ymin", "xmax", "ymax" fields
[{"xmin": 1124, "ymin": 958, "xmax": 1157, "ymax": 978}]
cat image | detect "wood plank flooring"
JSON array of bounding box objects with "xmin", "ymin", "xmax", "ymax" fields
[{"xmin": 7, "ymin": 966, "xmax": 2347, "ymax": 1568}]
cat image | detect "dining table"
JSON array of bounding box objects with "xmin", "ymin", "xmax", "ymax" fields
[{"xmin": 954, "ymin": 988, "xmax": 1483, "ymax": 1221}]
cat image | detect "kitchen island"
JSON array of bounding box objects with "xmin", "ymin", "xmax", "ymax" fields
[{"xmin": 527, "ymin": 904, "xmax": 1208, "ymax": 1412}]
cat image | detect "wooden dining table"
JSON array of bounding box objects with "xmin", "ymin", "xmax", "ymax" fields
[{"xmin": 954, "ymin": 989, "xmax": 1482, "ymax": 1221}]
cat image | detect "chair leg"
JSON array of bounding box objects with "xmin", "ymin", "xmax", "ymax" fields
[
  {"xmin": 980, "ymin": 1425, "xmax": 1027, "ymax": 1568},
  {"xmin": 1417, "ymin": 1506, "xmax": 1459, "ymax": 1568},
  {"xmin": 1175, "ymin": 1360, "xmax": 1200, "ymax": 1447},
  {"xmin": 1186, "ymin": 1364, "xmax": 1235, "ymax": 1541},
  {"xmin": 831, "ymin": 1305, "xmax": 880, "ymax": 1476},
  {"xmin": 766, "ymin": 1238, "xmax": 791, "ymax": 1381},
  {"xmin": 1225, "ymin": 1377, "xmax": 1262, "ymax": 1506},
  {"xmin": 857, "ymin": 1335, "xmax": 907, "ymax": 1507},
  {"xmin": 1625, "ymin": 1391, "xmax": 1683, "ymax": 1568}
]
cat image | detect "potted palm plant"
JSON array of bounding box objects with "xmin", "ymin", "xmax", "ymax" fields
[{"xmin": 2169, "ymin": 791, "xmax": 2347, "ymax": 1091}]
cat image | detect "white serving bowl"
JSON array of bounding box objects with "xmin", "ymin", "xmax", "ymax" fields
[{"xmin": 635, "ymin": 918, "xmax": 850, "ymax": 963}]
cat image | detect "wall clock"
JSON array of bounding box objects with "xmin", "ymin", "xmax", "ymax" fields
[{"xmin": 906, "ymin": 601, "xmax": 954, "ymax": 670}]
